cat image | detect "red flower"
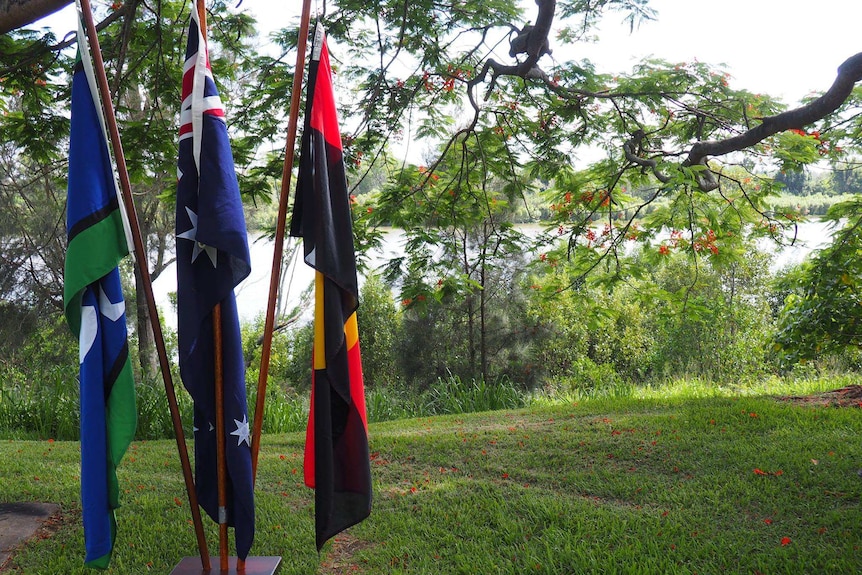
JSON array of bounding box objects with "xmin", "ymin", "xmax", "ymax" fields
[
  {"xmin": 764, "ymin": 518, "xmax": 773, "ymax": 525},
  {"xmin": 753, "ymin": 468, "xmax": 767, "ymax": 476},
  {"xmin": 780, "ymin": 537, "xmax": 791, "ymax": 546}
]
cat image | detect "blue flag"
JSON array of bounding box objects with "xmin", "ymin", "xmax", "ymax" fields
[
  {"xmin": 176, "ymin": 3, "xmax": 254, "ymax": 560},
  {"xmin": 64, "ymin": 18, "xmax": 136, "ymax": 569}
]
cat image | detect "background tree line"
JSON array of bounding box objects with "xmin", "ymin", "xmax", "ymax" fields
[{"xmin": 1, "ymin": 0, "xmax": 862, "ymax": 439}]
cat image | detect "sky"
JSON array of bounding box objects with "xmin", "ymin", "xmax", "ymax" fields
[
  {"xmin": 35, "ymin": 0, "xmax": 862, "ymax": 108},
  {"xmin": 575, "ymin": 0, "xmax": 862, "ymax": 106}
]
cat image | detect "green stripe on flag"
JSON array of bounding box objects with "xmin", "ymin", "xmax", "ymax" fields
[
  {"xmin": 63, "ymin": 208, "xmax": 128, "ymax": 335},
  {"xmin": 106, "ymin": 353, "xmax": 135, "ymax": 507}
]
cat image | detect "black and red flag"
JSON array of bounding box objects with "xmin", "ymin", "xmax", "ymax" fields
[{"xmin": 290, "ymin": 24, "xmax": 372, "ymax": 550}]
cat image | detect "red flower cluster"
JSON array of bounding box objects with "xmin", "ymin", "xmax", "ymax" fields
[{"xmin": 753, "ymin": 468, "xmax": 784, "ymax": 477}]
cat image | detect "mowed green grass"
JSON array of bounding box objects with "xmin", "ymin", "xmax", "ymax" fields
[{"xmin": 1, "ymin": 393, "xmax": 861, "ymax": 574}]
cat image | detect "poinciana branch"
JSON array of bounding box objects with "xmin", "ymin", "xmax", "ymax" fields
[
  {"xmin": 0, "ymin": 0, "xmax": 71, "ymax": 34},
  {"xmin": 684, "ymin": 52, "xmax": 862, "ymax": 169},
  {"xmin": 467, "ymin": 0, "xmax": 556, "ymax": 99},
  {"xmin": 0, "ymin": 2, "xmax": 130, "ymax": 78},
  {"xmin": 617, "ymin": 52, "xmax": 862, "ymax": 192}
]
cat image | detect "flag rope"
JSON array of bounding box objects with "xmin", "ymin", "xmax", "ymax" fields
[
  {"xmin": 250, "ymin": 0, "xmax": 314, "ymax": 482},
  {"xmin": 76, "ymin": 0, "xmax": 211, "ymax": 569}
]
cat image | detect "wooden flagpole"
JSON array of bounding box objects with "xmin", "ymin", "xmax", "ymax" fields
[
  {"xmin": 250, "ymin": 0, "xmax": 314, "ymax": 483},
  {"xmin": 76, "ymin": 0, "xmax": 211, "ymax": 569},
  {"xmin": 212, "ymin": 304, "xmax": 230, "ymax": 571}
]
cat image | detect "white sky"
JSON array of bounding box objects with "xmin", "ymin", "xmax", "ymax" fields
[
  {"xmin": 575, "ymin": 0, "xmax": 862, "ymax": 106},
  {"xmin": 36, "ymin": 0, "xmax": 861, "ymax": 107}
]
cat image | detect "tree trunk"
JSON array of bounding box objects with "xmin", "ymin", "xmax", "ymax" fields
[
  {"xmin": 134, "ymin": 265, "xmax": 159, "ymax": 382},
  {"xmin": 479, "ymin": 244, "xmax": 488, "ymax": 383}
]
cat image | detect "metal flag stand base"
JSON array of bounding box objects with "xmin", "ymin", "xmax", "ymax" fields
[{"xmin": 170, "ymin": 556, "xmax": 281, "ymax": 575}]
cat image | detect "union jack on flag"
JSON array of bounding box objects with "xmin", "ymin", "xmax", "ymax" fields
[{"xmin": 175, "ymin": 1, "xmax": 254, "ymax": 560}]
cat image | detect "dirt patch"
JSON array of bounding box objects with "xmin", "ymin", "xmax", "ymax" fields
[
  {"xmin": 777, "ymin": 384, "xmax": 862, "ymax": 408},
  {"xmin": 0, "ymin": 502, "xmax": 65, "ymax": 572},
  {"xmin": 318, "ymin": 532, "xmax": 373, "ymax": 575}
]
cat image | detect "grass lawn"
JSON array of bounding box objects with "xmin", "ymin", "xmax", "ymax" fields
[{"xmin": 1, "ymin": 391, "xmax": 861, "ymax": 574}]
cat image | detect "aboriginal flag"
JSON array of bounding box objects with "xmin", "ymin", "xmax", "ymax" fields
[{"xmin": 290, "ymin": 24, "xmax": 372, "ymax": 551}]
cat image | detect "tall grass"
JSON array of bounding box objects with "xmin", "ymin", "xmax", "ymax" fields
[
  {"xmin": 3, "ymin": 365, "xmax": 860, "ymax": 439},
  {"xmin": 0, "ymin": 365, "xmax": 79, "ymax": 440},
  {"xmin": 423, "ymin": 374, "xmax": 526, "ymax": 414},
  {"xmin": 256, "ymin": 390, "xmax": 307, "ymax": 434},
  {"xmin": 134, "ymin": 380, "xmax": 195, "ymax": 440}
]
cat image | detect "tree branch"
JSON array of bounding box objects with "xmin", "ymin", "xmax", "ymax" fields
[
  {"xmin": 619, "ymin": 53, "xmax": 862, "ymax": 191},
  {"xmin": 686, "ymin": 52, "xmax": 862, "ymax": 164},
  {"xmin": 0, "ymin": 0, "xmax": 71, "ymax": 35},
  {"xmin": 0, "ymin": 4, "xmax": 128, "ymax": 79}
]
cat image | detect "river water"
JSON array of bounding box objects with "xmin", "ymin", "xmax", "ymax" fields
[{"xmin": 151, "ymin": 221, "xmax": 834, "ymax": 329}]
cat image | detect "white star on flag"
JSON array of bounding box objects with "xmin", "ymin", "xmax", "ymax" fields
[
  {"xmin": 177, "ymin": 206, "xmax": 218, "ymax": 267},
  {"xmin": 192, "ymin": 422, "xmax": 215, "ymax": 434},
  {"xmin": 230, "ymin": 415, "xmax": 251, "ymax": 447},
  {"xmin": 78, "ymin": 286, "xmax": 127, "ymax": 363}
]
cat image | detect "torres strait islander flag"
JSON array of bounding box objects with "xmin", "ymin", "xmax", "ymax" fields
[
  {"xmin": 176, "ymin": 2, "xmax": 254, "ymax": 559},
  {"xmin": 64, "ymin": 7, "xmax": 136, "ymax": 569},
  {"xmin": 290, "ymin": 24, "xmax": 372, "ymax": 550}
]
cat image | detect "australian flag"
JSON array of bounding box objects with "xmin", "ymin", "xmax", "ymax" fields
[{"xmin": 176, "ymin": 2, "xmax": 254, "ymax": 560}]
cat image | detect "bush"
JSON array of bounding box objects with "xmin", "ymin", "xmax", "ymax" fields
[
  {"xmin": 643, "ymin": 248, "xmax": 774, "ymax": 383},
  {"xmin": 554, "ymin": 357, "xmax": 631, "ymax": 399}
]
